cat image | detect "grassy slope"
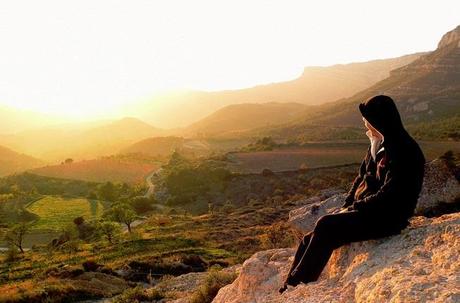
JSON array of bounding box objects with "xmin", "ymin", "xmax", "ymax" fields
[{"xmin": 27, "ymin": 196, "xmax": 105, "ymax": 231}]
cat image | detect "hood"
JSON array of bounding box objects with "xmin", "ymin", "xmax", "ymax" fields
[{"xmin": 359, "ymin": 95, "xmax": 407, "ymax": 141}]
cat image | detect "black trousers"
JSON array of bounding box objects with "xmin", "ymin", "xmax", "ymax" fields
[{"xmin": 286, "ymin": 210, "xmax": 406, "ymax": 284}]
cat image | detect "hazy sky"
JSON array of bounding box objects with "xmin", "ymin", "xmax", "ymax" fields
[{"xmin": 0, "ymin": 0, "xmax": 458, "ymax": 119}]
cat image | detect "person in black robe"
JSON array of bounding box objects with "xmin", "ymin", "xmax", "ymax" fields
[{"xmin": 280, "ymin": 95, "xmax": 426, "ymax": 293}]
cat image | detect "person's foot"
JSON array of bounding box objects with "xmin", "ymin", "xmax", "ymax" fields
[
  {"xmin": 287, "ymin": 269, "xmax": 302, "ymax": 285},
  {"xmin": 279, "ymin": 271, "xmax": 301, "ymax": 294},
  {"xmin": 279, "ymin": 283, "xmax": 288, "ymax": 294}
]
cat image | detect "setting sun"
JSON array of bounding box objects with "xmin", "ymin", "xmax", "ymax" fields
[{"xmin": 0, "ymin": 0, "xmax": 458, "ymax": 122}]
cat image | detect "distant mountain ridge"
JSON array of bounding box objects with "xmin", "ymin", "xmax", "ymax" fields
[
  {"xmin": 0, "ymin": 117, "xmax": 164, "ymax": 162},
  {"xmin": 133, "ymin": 53, "xmax": 422, "ymax": 128},
  {"xmin": 246, "ymin": 25, "xmax": 460, "ymax": 142}
]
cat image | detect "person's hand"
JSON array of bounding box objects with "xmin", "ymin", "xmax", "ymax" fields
[
  {"xmin": 338, "ymin": 207, "xmax": 351, "ymax": 213},
  {"xmin": 334, "ymin": 206, "xmax": 354, "ymax": 214},
  {"xmin": 340, "ymin": 193, "xmax": 354, "ymax": 209}
]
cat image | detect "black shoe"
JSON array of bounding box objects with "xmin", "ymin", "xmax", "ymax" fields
[
  {"xmin": 284, "ymin": 272, "xmax": 301, "ymax": 287},
  {"xmin": 279, "ymin": 284, "xmax": 288, "ymax": 294}
]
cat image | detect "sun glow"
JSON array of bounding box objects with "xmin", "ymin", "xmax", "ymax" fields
[{"xmin": 0, "ymin": 0, "xmax": 458, "ymax": 120}]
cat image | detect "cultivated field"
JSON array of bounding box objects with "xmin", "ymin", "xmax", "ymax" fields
[
  {"xmin": 27, "ymin": 196, "xmax": 105, "ymax": 231},
  {"xmin": 226, "ymin": 141, "xmax": 460, "ymax": 173},
  {"xmin": 30, "ymin": 156, "xmax": 160, "ymax": 184}
]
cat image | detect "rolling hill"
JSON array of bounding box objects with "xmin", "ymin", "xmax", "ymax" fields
[
  {"xmin": 0, "ymin": 145, "xmax": 44, "ymax": 176},
  {"xmin": 132, "ymin": 53, "xmax": 422, "ymax": 128},
  {"xmin": 0, "ymin": 117, "xmax": 164, "ymax": 162},
  {"xmin": 120, "ymin": 136, "xmax": 186, "ymax": 156},
  {"xmin": 183, "ymin": 102, "xmax": 309, "ymax": 137},
  {"xmin": 120, "ymin": 136, "xmax": 212, "ymax": 158}
]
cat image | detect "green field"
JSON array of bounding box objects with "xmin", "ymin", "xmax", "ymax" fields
[{"xmin": 27, "ymin": 196, "xmax": 106, "ymax": 231}]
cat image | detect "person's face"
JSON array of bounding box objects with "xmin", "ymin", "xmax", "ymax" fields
[{"xmin": 362, "ymin": 117, "xmax": 383, "ymax": 138}]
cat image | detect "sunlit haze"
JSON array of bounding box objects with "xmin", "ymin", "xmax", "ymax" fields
[{"xmin": 0, "ymin": 0, "xmax": 458, "ymax": 120}]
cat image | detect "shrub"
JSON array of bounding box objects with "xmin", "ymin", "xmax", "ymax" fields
[
  {"xmin": 220, "ymin": 200, "xmax": 235, "ymax": 214},
  {"xmin": 5, "ymin": 245, "xmax": 20, "ymax": 262},
  {"xmin": 261, "ymin": 221, "xmax": 296, "ymax": 249},
  {"xmin": 97, "ymin": 220, "xmax": 121, "ymax": 244},
  {"xmin": 130, "ymin": 196, "xmax": 154, "ymax": 214},
  {"xmin": 113, "ymin": 286, "xmax": 164, "ymax": 303},
  {"xmin": 156, "ymin": 216, "xmax": 172, "ymax": 226},
  {"xmin": 59, "ymin": 239, "xmax": 83, "ymax": 254},
  {"xmin": 190, "ymin": 268, "xmax": 237, "ymax": 303}
]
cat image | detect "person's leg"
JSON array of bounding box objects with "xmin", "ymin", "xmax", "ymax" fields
[
  {"xmin": 290, "ymin": 210, "xmax": 392, "ymax": 284},
  {"xmin": 281, "ymin": 232, "xmax": 312, "ymax": 289}
]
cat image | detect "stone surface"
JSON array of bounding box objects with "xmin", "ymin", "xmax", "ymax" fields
[
  {"xmin": 288, "ymin": 158, "xmax": 460, "ymax": 234},
  {"xmin": 288, "ymin": 193, "xmax": 346, "ymax": 234},
  {"xmin": 213, "ymin": 213, "xmax": 460, "ymax": 303}
]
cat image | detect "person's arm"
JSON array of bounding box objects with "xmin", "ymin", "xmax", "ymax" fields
[
  {"xmin": 341, "ymin": 147, "xmax": 369, "ymax": 208},
  {"xmin": 350, "ymin": 157, "xmax": 404, "ymax": 212}
]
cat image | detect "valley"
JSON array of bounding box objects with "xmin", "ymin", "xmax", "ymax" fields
[{"xmin": 0, "ymin": 23, "xmax": 458, "ymax": 303}]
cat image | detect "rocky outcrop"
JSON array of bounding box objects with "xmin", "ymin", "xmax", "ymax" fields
[
  {"xmin": 213, "ymin": 213, "xmax": 460, "ymax": 303},
  {"xmin": 156, "ymin": 265, "xmax": 241, "ymax": 303},
  {"xmin": 289, "ymin": 158, "xmax": 460, "ymax": 234},
  {"xmin": 437, "ymin": 25, "xmax": 460, "ymax": 49}
]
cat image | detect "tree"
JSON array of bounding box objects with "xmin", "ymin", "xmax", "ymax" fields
[
  {"xmin": 130, "ymin": 196, "xmax": 154, "ymax": 214},
  {"xmin": 106, "ymin": 204, "xmax": 137, "ymax": 233},
  {"xmin": 5, "ymin": 223, "xmax": 30, "ymax": 253},
  {"xmin": 64, "ymin": 158, "xmax": 74, "ymax": 164},
  {"xmin": 97, "ymin": 182, "xmax": 118, "ymax": 202},
  {"xmin": 98, "ymin": 220, "xmax": 121, "ymax": 244}
]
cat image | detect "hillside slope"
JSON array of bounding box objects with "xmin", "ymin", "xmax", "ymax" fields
[
  {"xmin": 183, "ymin": 102, "xmax": 309, "ymax": 137},
  {"xmin": 0, "ymin": 145, "xmax": 44, "ymax": 176}
]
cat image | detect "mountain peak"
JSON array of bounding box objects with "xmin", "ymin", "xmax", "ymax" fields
[{"xmin": 437, "ymin": 25, "xmax": 460, "ymax": 49}]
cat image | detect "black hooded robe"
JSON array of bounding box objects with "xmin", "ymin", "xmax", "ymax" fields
[{"xmin": 280, "ymin": 95, "xmax": 426, "ymax": 291}]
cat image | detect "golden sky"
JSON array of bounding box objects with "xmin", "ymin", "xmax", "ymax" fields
[{"xmin": 0, "ymin": 0, "xmax": 458, "ymax": 120}]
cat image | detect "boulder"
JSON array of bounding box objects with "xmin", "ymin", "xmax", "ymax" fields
[
  {"xmin": 288, "ymin": 194, "xmax": 346, "ymax": 235},
  {"xmin": 288, "ymin": 158, "xmax": 460, "ymax": 234},
  {"xmin": 213, "ymin": 213, "xmax": 460, "ymax": 303},
  {"xmin": 70, "ymin": 272, "xmax": 131, "ymax": 297},
  {"xmin": 415, "ymin": 158, "xmax": 460, "ymax": 214}
]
